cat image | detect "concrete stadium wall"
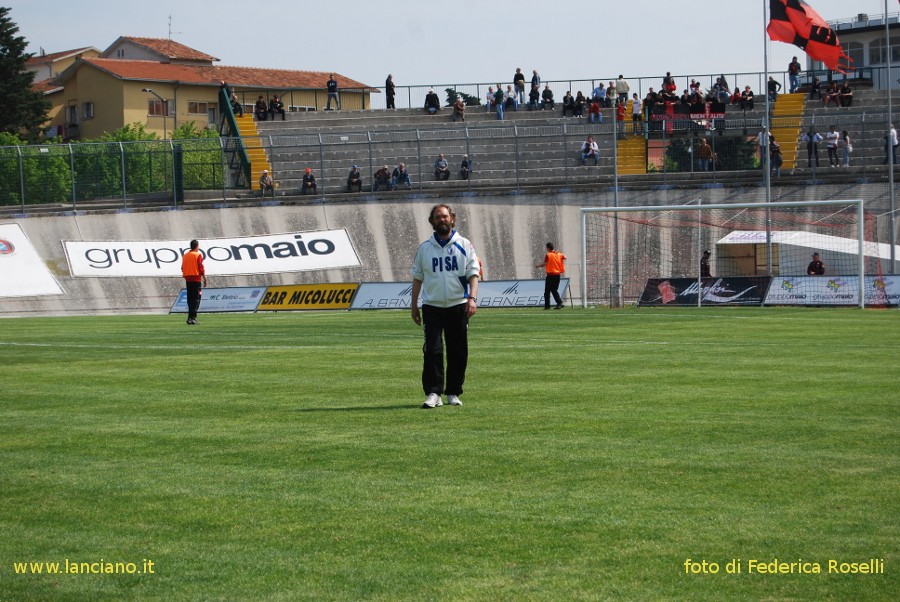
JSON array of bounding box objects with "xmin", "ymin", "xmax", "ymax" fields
[{"xmin": 1, "ymin": 183, "xmax": 896, "ymax": 317}]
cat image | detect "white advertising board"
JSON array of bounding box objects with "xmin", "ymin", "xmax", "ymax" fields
[
  {"xmin": 65, "ymin": 229, "xmax": 360, "ymax": 277},
  {"xmin": 169, "ymin": 287, "xmax": 267, "ymax": 313},
  {"xmin": 0, "ymin": 224, "xmax": 63, "ymax": 297},
  {"xmin": 350, "ymin": 279, "xmax": 568, "ymax": 310},
  {"xmin": 764, "ymin": 275, "xmax": 900, "ymax": 306}
]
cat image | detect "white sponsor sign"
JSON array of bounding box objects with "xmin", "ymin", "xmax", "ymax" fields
[
  {"xmin": 170, "ymin": 287, "xmax": 267, "ymax": 313},
  {"xmin": 764, "ymin": 275, "xmax": 900, "ymax": 306},
  {"xmin": 64, "ymin": 229, "xmax": 360, "ymax": 277},
  {"xmin": 350, "ymin": 279, "xmax": 568, "ymax": 310},
  {"xmin": 0, "ymin": 224, "xmax": 63, "ymax": 297}
]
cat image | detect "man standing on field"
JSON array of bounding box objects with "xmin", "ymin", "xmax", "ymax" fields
[
  {"xmin": 411, "ymin": 204, "xmax": 480, "ymax": 409},
  {"xmin": 181, "ymin": 239, "xmax": 207, "ymax": 325},
  {"xmin": 537, "ymin": 242, "xmax": 566, "ymax": 309}
]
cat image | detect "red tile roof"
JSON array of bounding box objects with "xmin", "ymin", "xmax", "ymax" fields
[
  {"xmin": 26, "ymin": 47, "xmax": 97, "ymax": 65},
  {"xmin": 112, "ymin": 37, "xmax": 219, "ymax": 62},
  {"xmin": 32, "ymin": 77, "xmax": 63, "ymax": 94},
  {"xmin": 78, "ymin": 58, "xmax": 374, "ymax": 91}
]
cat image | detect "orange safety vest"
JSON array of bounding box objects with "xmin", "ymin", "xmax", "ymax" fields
[
  {"xmin": 545, "ymin": 251, "xmax": 566, "ymax": 275},
  {"xmin": 181, "ymin": 249, "xmax": 205, "ymax": 282}
]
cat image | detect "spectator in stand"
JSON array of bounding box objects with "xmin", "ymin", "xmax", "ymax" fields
[
  {"xmin": 788, "ymin": 56, "xmax": 802, "ymax": 93},
  {"xmin": 809, "ymin": 76, "xmax": 822, "ymax": 100},
  {"xmin": 807, "ymin": 253, "xmax": 825, "ymax": 275},
  {"xmin": 886, "ymin": 124, "xmax": 898, "ymax": 164},
  {"xmin": 839, "ymin": 82, "xmax": 853, "ymax": 107},
  {"xmin": 424, "ymin": 88, "xmax": 441, "ymax": 114},
  {"xmin": 259, "ymin": 169, "xmax": 275, "ymax": 196},
  {"xmin": 301, "ymin": 168, "xmax": 317, "ymax": 195},
  {"xmin": 594, "ymin": 82, "xmax": 607, "ymax": 107},
  {"xmin": 689, "ymin": 86, "xmax": 705, "ymax": 111},
  {"xmin": 326, "ymin": 74, "xmax": 340, "ymax": 110},
  {"xmin": 494, "ymin": 85, "xmax": 505, "ymax": 120},
  {"xmin": 484, "ymin": 87, "xmax": 495, "ymax": 112},
  {"xmin": 770, "ymin": 135, "xmax": 783, "ymax": 177},
  {"xmin": 574, "ymin": 91, "xmax": 586, "ymax": 117},
  {"xmin": 631, "ymin": 93, "xmax": 642, "ymax": 133},
  {"xmin": 513, "ymin": 68, "xmax": 526, "ymax": 105},
  {"xmin": 644, "ymin": 87, "xmax": 660, "ymax": 109},
  {"xmin": 801, "ymin": 127, "xmax": 822, "ymax": 168},
  {"xmin": 452, "ymin": 97, "xmax": 466, "ymax": 122},
  {"xmin": 561, "ymin": 91, "xmax": 575, "ymax": 117},
  {"xmin": 460, "ymin": 155, "xmax": 472, "ymax": 180},
  {"xmin": 254, "ymin": 95, "xmax": 268, "ymax": 121},
  {"xmin": 740, "ymin": 86, "xmax": 755, "ymax": 111},
  {"xmin": 825, "ymin": 125, "xmax": 840, "ymax": 167},
  {"xmin": 616, "ymin": 75, "xmax": 630, "ymax": 106},
  {"xmin": 660, "ymin": 87, "xmax": 678, "ymax": 104},
  {"xmin": 822, "ymin": 83, "xmax": 841, "ymax": 107},
  {"xmin": 607, "ymin": 81, "xmax": 617, "ymax": 107},
  {"xmin": 729, "ymin": 87, "xmax": 742, "ymax": 105},
  {"xmin": 373, "ymin": 165, "xmax": 392, "ymax": 191},
  {"xmin": 528, "ymin": 84, "xmax": 540, "ymax": 111},
  {"xmin": 347, "ymin": 165, "xmax": 363, "ymax": 192},
  {"xmin": 580, "ymin": 135, "xmax": 599, "ymax": 166},
  {"xmin": 679, "ymin": 89, "xmax": 692, "ymax": 106},
  {"xmin": 841, "ymin": 130, "xmax": 852, "ymax": 167},
  {"xmin": 392, "ymin": 163, "xmax": 413, "ymax": 189},
  {"xmin": 434, "ymin": 153, "xmax": 450, "ymax": 180},
  {"xmin": 230, "ymin": 93, "xmax": 243, "ymax": 117},
  {"xmin": 385, "ymin": 74, "xmax": 396, "ymax": 109},
  {"xmin": 767, "ymin": 76, "xmax": 782, "ymax": 102},
  {"xmin": 531, "ymin": 69, "xmax": 541, "ymax": 91},
  {"xmin": 588, "ymin": 99, "xmax": 602, "ymax": 124},
  {"xmin": 615, "ymin": 101, "xmax": 626, "ymax": 138},
  {"xmin": 662, "ymin": 71, "xmax": 676, "ymax": 92},
  {"xmin": 505, "ymin": 85, "xmax": 518, "ymax": 112},
  {"xmin": 268, "ymin": 94, "xmax": 285, "ymax": 121},
  {"xmin": 542, "ymin": 84, "xmax": 555, "ymax": 110},
  {"xmin": 697, "ymin": 139, "xmax": 714, "ymax": 172}
]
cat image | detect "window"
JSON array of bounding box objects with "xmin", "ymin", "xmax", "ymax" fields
[
  {"xmin": 82, "ymin": 102, "xmax": 94, "ymax": 120},
  {"xmin": 148, "ymin": 99, "xmax": 173, "ymax": 117},
  {"xmin": 188, "ymin": 101, "xmax": 209, "ymax": 114},
  {"xmin": 869, "ymin": 36, "xmax": 900, "ymax": 64},
  {"xmin": 68, "ymin": 105, "xmax": 78, "ymax": 124},
  {"xmin": 845, "ymin": 41, "xmax": 864, "ymax": 68}
]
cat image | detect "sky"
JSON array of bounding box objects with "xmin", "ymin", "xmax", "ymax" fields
[{"xmin": 5, "ymin": 0, "xmax": 894, "ymax": 88}]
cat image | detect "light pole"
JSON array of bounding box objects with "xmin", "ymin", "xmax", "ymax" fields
[{"xmin": 142, "ymin": 88, "xmax": 168, "ymax": 139}]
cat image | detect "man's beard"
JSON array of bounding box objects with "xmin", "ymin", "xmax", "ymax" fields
[{"xmin": 433, "ymin": 223, "xmax": 452, "ymax": 236}]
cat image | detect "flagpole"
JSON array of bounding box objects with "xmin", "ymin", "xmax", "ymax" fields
[
  {"xmin": 763, "ymin": 0, "xmax": 773, "ymax": 277},
  {"xmin": 886, "ymin": 0, "xmax": 896, "ymax": 273}
]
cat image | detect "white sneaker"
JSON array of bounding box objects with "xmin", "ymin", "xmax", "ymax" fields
[
  {"xmin": 447, "ymin": 395, "xmax": 462, "ymax": 406},
  {"xmin": 422, "ymin": 393, "xmax": 442, "ymax": 409}
]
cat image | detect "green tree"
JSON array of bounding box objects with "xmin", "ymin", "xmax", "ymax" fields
[{"xmin": 0, "ymin": 7, "xmax": 51, "ymax": 142}]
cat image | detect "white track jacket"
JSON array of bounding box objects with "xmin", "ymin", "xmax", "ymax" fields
[{"xmin": 411, "ymin": 231, "xmax": 480, "ymax": 307}]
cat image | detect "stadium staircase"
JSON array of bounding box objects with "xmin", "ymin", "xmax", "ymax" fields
[
  {"xmin": 769, "ymin": 92, "xmax": 805, "ymax": 170},
  {"xmin": 234, "ymin": 115, "xmax": 272, "ymax": 190},
  {"xmin": 616, "ymin": 134, "xmax": 647, "ymax": 175}
]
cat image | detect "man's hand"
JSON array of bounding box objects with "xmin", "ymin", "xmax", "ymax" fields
[{"xmin": 411, "ymin": 307, "xmax": 421, "ymax": 326}]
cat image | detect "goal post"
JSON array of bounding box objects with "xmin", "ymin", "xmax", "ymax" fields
[{"xmin": 580, "ymin": 199, "xmax": 872, "ymax": 308}]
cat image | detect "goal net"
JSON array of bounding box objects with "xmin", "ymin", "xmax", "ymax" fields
[{"xmin": 580, "ymin": 199, "xmax": 886, "ymax": 308}]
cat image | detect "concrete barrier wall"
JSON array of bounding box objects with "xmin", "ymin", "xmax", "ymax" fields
[{"xmin": 1, "ymin": 183, "xmax": 895, "ymax": 317}]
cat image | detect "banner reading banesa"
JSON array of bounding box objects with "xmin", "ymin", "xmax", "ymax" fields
[
  {"xmin": 350, "ymin": 279, "xmax": 568, "ymax": 309},
  {"xmin": 0, "ymin": 224, "xmax": 63, "ymax": 297},
  {"xmin": 64, "ymin": 229, "xmax": 360, "ymax": 277},
  {"xmin": 257, "ymin": 283, "xmax": 359, "ymax": 311}
]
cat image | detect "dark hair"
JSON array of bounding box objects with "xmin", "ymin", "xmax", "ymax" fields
[
  {"xmin": 546, "ymin": 242, "xmax": 554, "ymax": 250},
  {"xmin": 428, "ymin": 204, "xmax": 455, "ymax": 225},
  {"xmin": 189, "ymin": 239, "xmax": 199, "ymax": 250}
]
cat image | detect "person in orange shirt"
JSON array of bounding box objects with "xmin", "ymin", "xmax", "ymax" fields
[
  {"xmin": 536, "ymin": 242, "xmax": 566, "ymax": 310},
  {"xmin": 181, "ymin": 239, "xmax": 207, "ymax": 325}
]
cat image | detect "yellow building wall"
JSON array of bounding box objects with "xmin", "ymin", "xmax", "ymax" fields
[{"xmin": 66, "ymin": 69, "xmax": 126, "ymax": 139}]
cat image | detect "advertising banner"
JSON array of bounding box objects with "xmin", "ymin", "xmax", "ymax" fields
[
  {"xmin": 350, "ymin": 279, "xmax": 568, "ymax": 310},
  {"xmin": 64, "ymin": 229, "xmax": 360, "ymax": 277},
  {"xmin": 0, "ymin": 224, "xmax": 63, "ymax": 297},
  {"xmin": 764, "ymin": 275, "xmax": 900, "ymax": 306},
  {"xmin": 639, "ymin": 277, "xmax": 771, "ymax": 306},
  {"xmin": 256, "ymin": 283, "xmax": 359, "ymax": 311},
  {"xmin": 169, "ymin": 287, "xmax": 266, "ymax": 314}
]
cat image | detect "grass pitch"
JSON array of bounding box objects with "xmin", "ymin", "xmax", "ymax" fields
[{"xmin": 1, "ymin": 307, "xmax": 897, "ymax": 601}]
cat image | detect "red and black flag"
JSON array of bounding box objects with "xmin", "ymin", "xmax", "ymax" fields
[{"xmin": 767, "ymin": 0, "xmax": 852, "ymax": 72}]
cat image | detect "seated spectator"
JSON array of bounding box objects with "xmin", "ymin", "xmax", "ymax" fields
[
  {"xmin": 259, "ymin": 169, "xmax": 275, "ymax": 196},
  {"xmin": 730, "ymin": 87, "xmax": 742, "ymax": 105},
  {"xmin": 561, "ymin": 91, "xmax": 576, "ymax": 117},
  {"xmin": 541, "ymin": 84, "xmax": 555, "ymax": 110},
  {"xmin": 460, "ymin": 155, "xmax": 472, "ymax": 180},
  {"xmin": 839, "ymin": 83, "xmax": 853, "ymax": 107},
  {"xmin": 268, "ymin": 95, "xmax": 286, "ymax": 121},
  {"xmin": 424, "ymin": 88, "xmax": 441, "ymax": 114},
  {"xmin": 230, "ymin": 93, "xmax": 243, "ymax": 117},
  {"xmin": 588, "ymin": 100, "xmax": 602, "ymax": 123},
  {"xmin": 392, "ymin": 163, "xmax": 412, "ymax": 189},
  {"xmin": 505, "ymin": 85, "xmax": 518, "ymax": 111},
  {"xmin": 528, "ymin": 84, "xmax": 540, "ymax": 110},
  {"xmin": 452, "ymin": 97, "xmax": 466, "ymax": 122},
  {"xmin": 434, "ymin": 153, "xmax": 450, "ymax": 180},
  {"xmin": 580, "ymin": 135, "xmax": 599, "ymax": 166},
  {"xmin": 679, "ymin": 89, "xmax": 691, "ymax": 106},
  {"xmin": 574, "ymin": 91, "xmax": 586, "ymax": 117},
  {"xmin": 301, "ymin": 168, "xmax": 317, "ymax": 195},
  {"xmin": 254, "ymin": 95, "xmax": 268, "ymax": 121},
  {"xmin": 740, "ymin": 86, "xmax": 755, "ymax": 111},
  {"xmin": 822, "ymin": 83, "xmax": 840, "ymax": 107},
  {"xmin": 809, "ymin": 76, "xmax": 822, "ymax": 100},
  {"xmin": 347, "ymin": 165, "xmax": 362, "ymax": 192},
  {"xmin": 373, "ymin": 165, "xmax": 392, "ymax": 191}
]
